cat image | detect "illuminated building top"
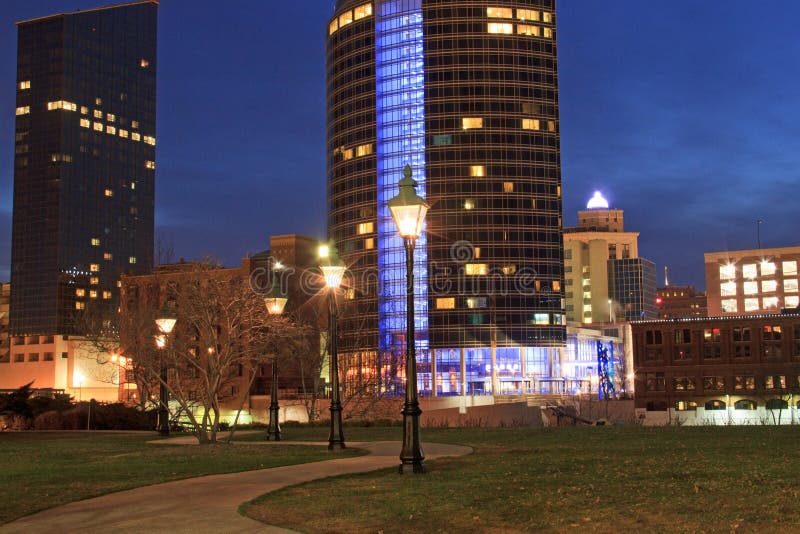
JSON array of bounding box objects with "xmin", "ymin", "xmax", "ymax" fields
[{"xmin": 586, "ymin": 191, "xmax": 610, "ymax": 210}]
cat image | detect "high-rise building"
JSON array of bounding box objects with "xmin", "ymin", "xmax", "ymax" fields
[
  {"xmin": 10, "ymin": 1, "xmax": 158, "ymax": 336},
  {"xmin": 327, "ymin": 1, "xmax": 565, "ymax": 397},
  {"xmin": 564, "ymin": 192, "xmax": 656, "ymax": 323},
  {"xmin": 705, "ymin": 246, "xmax": 800, "ymax": 316}
]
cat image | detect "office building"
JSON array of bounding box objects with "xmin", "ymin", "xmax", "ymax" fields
[
  {"xmin": 657, "ymin": 285, "xmax": 707, "ymax": 319},
  {"xmin": 327, "ymin": 0, "xmax": 565, "ymax": 397},
  {"xmin": 564, "ymin": 192, "xmax": 656, "ymax": 323},
  {"xmin": 705, "ymin": 246, "xmax": 800, "ymax": 316},
  {"xmin": 10, "ymin": 1, "xmax": 158, "ymax": 336}
]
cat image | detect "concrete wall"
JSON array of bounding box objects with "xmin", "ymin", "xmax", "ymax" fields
[{"xmin": 640, "ymin": 406, "xmax": 800, "ymax": 426}]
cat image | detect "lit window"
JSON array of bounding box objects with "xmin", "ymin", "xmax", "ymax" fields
[
  {"xmin": 466, "ymin": 297, "xmax": 488, "ymax": 309},
  {"xmin": 76, "ymin": 289, "xmax": 86, "ymax": 297},
  {"xmin": 90, "ymin": 264, "xmax": 100, "ymax": 272},
  {"xmin": 116, "ymin": 280, "xmax": 122, "ymax": 288},
  {"xmin": 463, "ymin": 199, "xmax": 475, "ymax": 210},
  {"xmin": 465, "ymin": 263, "xmax": 488, "ymax": 276},
  {"xmin": 542, "ymin": 11, "xmax": 553, "ymax": 23},
  {"xmin": 329, "ymin": 19, "xmax": 339, "ymax": 35},
  {"xmin": 487, "ymin": 7, "xmax": 513, "ymax": 18},
  {"xmin": 143, "ymin": 135, "xmax": 156, "ymax": 146},
  {"xmin": 81, "ymin": 106, "xmax": 88, "ymax": 115},
  {"xmin": 517, "ymin": 24, "xmax": 540, "ymax": 36},
  {"xmin": 762, "ymin": 280, "xmax": 777, "ymax": 293},
  {"xmin": 356, "ymin": 143, "xmax": 372, "ymax": 157},
  {"xmin": 364, "ymin": 238, "xmax": 375, "ymax": 250},
  {"xmin": 522, "ymin": 118, "xmax": 540, "ymax": 130},
  {"xmin": 552, "ymin": 280, "xmax": 561, "ymax": 292},
  {"xmin": 743, "ymin": 264, "xmax": 757, "ymax": 279},
  {"xmin": 47, "ymin": 101, "xmax": 61, "ymax": 110},
  {"xmin": 89, "ymin": 290, "xmax": 98, "ymax": 299},
  {"xmin": 785, "ymin": 279, "xmax": 798, "ymax": 293},
  {"xmin": 102, "ymin": 291, "xmax": 112, "ymax": 300},
  {"xmin": 131, "ymin": 132, "xmax": 141, "ymax": 141},
  {"xmin": 339, "ymin": 11, "xmax": 353, "ymax": 27},
  {"xmin": 517, "ymin": 8, "xmax": 539, "ymax": 21},
  {"xmin": 19, "ymin": 80, "xmax": 31, "ymax": 90},
  {"xmin": 786, "ymin": 296, "xmax": 799, "ymax": 308},
  {"xmin": 502, "ymin": 265, "xmax": 517, "ymax": 275},
  {"xmin": 95, "ymin": 98, "xmax": 102, "ymax": 105},
  {"xmin": 763, "ymin": 297, "xmax": 779, "ymax": 309},
  {"xmin": 719, "ymin": 264, "xmax": 736, "ymax": 280},
  {"xmin": 80, "ymin": 118, "xmax": 90, "ymax": 128},
  {"xmin": 470, "ymin": 165, "xmax": 485, "ymax": 177},
  {"xmin": 131, "ymin": 120, "xmax": 139, "ymax": 129},
  {"xmin": 16, "ymin": 106, "xmax": 30, "ymax": 115},
  {"xmin": 432, "ymin": 134, "xmax": 452, "ymax": 145},
  {"xmin": 533, "ymin": 313, "xmax": 550, "ymax": 325},
  {"xmin": 342, "ymin": 148, "xmax": 354, "ymax": 160},
  {"xmin": 107, "ymin": 113, "xmax": 115, "ymax": 122},
  {"xmin": 104, "ymin": 252, "xmax": 113, "ymax": 260},
  {"xmin": 543, "ymin": 27, "xmax": 553, "ymax": 39},
  {"xmin": 503, "ymin": 182, "xmax": 514, "ymax": 193},
  {"xmin": 106, "ymin": 125, "xmax": 116, "ymax": 135},
  {"xmin": 354, "ymin": 3, "xmax": 372, "ymax": 20},
  {"xmin": 721, "ymin": 299, "xmax": 737, "ymax": 313},
  {"xmin": 720, "ymin": 281, "xmax": 736, "ymax": 296},
  {"xmin": 547, "ymin": 121, "xmax": 556, "ymax": 132},
  {"xmin": 344, "ymin": 288, "xmax": 356, "ymax": 300},
  {"xmin": 94, "ymin": 110, "xmax": 103, "ymax": 118},
  {"xmin": 783, "ymin": 261, "xmax": 797, "ymax": 275},
  {"xmin": 474, "ymin": 247, "xmax": 481, "ymax": 258},
  {"xmin": 75, "ymin": 302, "xmax": 85, "ymax": 310},
  {"xmin": 357, "ymin": 222, "xmax": 374, "ymax": 234},
  {"xmin": 487, "ymin": 22, "xmax": 513, "ymax": 34},
  {"xmin": 93, "ymin": 122, "xmax": 103, "ymax": 131},
  {"xmin": 743, "ymin": 281, "xmax": 758, "ymax": 295},
  {"xmin": 119, "ymin": 129, "xmax": 129, "ymax": 138},
  {"xmin": 129, "ymin": 257, "xmax": 137, "ymax": 264},
  {"xmin": 104, "ymin": 189, "xmax": 113, "ymax": 197},
  {"xmin": 91, "ymin": 238, "xmax": 100, "ymax": 246},
  {"xmin": 436, "ymin": 298, "xmax": 455, "ymax": 309},
  {"xmin": 145, "ymin": 160, "xmax": 155, "ymax": 170},
  {"xmin": 90, "ymin": 277, "xmax": 99, "ymax": 285},
  {"xmin": 761, "ymin": 260, "xmax": 776, "ymax": 276},
  {"xmin": 744, "ymin": 298, "xmax": 759, "ymax": 312},
  {"xmin": 462, "ymin": 117, "xmax": 483, "ymax": 129},
  {"xmin": 130, "ymin": 182, "xmax": 136, "ymax": 190},
  {"xmin": 140, "ymin": 59, "xmax": 149, "ymax": 68}
]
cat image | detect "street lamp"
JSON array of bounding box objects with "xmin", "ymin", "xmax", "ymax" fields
[
  {"xmin": 264, "ymin": 274, "xmax": 288, "ymax": 441},
  {"xmin": 388, "ymin": 164, "xmax": 429, "ymax": 474},
  {"xmin": 320, "ymin": 241, "xmax": 346, "ymax": 451},
  {"xmin": 155, "ymin": 302, "xmax": 177, "ymax": 436}
]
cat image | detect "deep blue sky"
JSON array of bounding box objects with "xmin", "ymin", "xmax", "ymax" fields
[{"xmin": 1, "ymin": 1, "xmax": 799, "ymax": 289}]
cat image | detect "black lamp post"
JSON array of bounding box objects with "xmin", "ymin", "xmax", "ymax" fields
[
  {"xmin": 264, "ymin": 274, "xmax": 288, "ymax": 441},
  {"xmin": 320, "ymin": 241, "xmax": 346, "ymax": 451},
  {"xmin": 388, "ymin": 164, "xmax": 429, "ymax": 474},
  {"xmin": 155, "ymin": 303, "xmax": 177, "ymax": 437}
]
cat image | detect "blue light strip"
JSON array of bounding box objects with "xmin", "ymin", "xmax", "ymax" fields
[{"xmin": 375, "ymin": 0, "xmax": 428, "ymax": 394}]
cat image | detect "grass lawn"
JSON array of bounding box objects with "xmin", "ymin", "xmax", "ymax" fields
[
  {"xmin": 243, "ymin": 425, "xmax": 800, "ymax": 533},
  {"xmin": 0, "ymin": 431, "xmax": 362, "ymax": 524},
  {"xmin": 232, "ymin": 425, "xmax": 403, "ymax": 443}
]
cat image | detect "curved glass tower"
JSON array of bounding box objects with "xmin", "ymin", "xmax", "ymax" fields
[{"xmin": 327, "ymin": 0, "xmax": 565, "ymax": 397}]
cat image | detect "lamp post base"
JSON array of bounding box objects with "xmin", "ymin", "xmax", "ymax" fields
[
  {"xmin": 267, "ymin": 405, "xmax": 281, "ymax": 441},
  {"xmin": 328, "ymin": 401, "xmax": 346, "ymax": 451},
  {"xmin": 399, "ymin": 402, "xmax": 425, "ymax": 474}
]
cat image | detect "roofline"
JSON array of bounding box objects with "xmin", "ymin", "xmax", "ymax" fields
[
  {"xmin": 17, "ymin": 0, "xmax": 158, "ymax": 26},
  {"xmin": 632, "ymin": 311, "xmax": 800, "ymax": 325}
]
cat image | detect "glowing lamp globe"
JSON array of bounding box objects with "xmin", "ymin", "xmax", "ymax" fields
[
  {"xmin": 320, "ymin": 241, "xmax": 346, "ymax": 289},
  {"xmin": 155, "ymin": 303, "xmax": 177, "ymax": 334},
  {"xmin": 388, "ymin": 165, "xmax": 429, "ymax": 240},
  {"xmin": 586, "ymin": 191, "xmax": 609, "ymax": 210},
  {"xmin": 264, "ymin": 276, "xmax": 288, "ymax": 316}
]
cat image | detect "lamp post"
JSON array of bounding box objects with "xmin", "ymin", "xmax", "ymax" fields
[
  {"xmin": 320, "ymin": 242, "xmax": 347, "ymax": 451},
  {"xmin": 388, "ymin": 164, "xmax": 429, "ymax": 474},
  {"xmin": 155, "ymin": 303, "xmax": 177, "ymax": 436},
  {"xmin": 264, "ymin": 274, "xmax": 288, "ymax": 441}
]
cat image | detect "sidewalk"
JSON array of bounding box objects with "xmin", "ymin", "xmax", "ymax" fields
[{"xmin": 1, "ymin": 439, "xmax": 472, "ymax": 533}]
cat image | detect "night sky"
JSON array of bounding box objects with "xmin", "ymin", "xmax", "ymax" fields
[{"xmin": 1, "ymin": 1, "xmax": 799, "ymax": 289}]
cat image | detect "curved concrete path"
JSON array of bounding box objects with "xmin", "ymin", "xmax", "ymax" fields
[{"xmin": 1, "ymin": 439, "xmax": 472, "ymax": 534}]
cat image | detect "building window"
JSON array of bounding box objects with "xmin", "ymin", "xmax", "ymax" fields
[
  {"xmin": 787, "ymin": 296, "xmax": 800, "ymax": 308},
  {"xmin": 329, "ymin": 19, "xmax": 338, "ymax": 35},
  {"xmin": 734, "ymin": 399, "xmax": 757, "ymax": 410},
  {"xmin": 356, "ymin": 143, "xmax": 372, "ymax": 157},
  {"xmin": 131, "ymin": 120, "xmax": 139, "ymax": 129},
  {"xmin": 339, "ymin": 10, "xmax": 353, "ymax": 27},
  {"xmin": 119, "ymin": 129, "xmax": 129, "ymax": 138},
  {"xmin": 90, "ymin": 264, "xmax": 100, "ymax": 272},
  {"xmin": 765, "ymin": 375, "xmax": 786, "ymax": 390},
  {"xmin": 522, "ymin": 118, "xmax": 540, "ymax": 130},
  {"xmin": 734, "ymin": 375, "xmax": 756, "ymax": 391},
  {"xmin": 76, "ymin": 289, "xmax": 86, "ymax": 297},
  {"xmin": 102, "ymin": 291, "xmax": 112, "ymax": 300},
  {"xmin": 89, "ymin": 290, "xmax": 98, "ymax": 299},
  {"xmin": 761, "ymin": 261, "xmax": 776, "ymax": 277},
  {"xmin": 465, "ymin": 264, "xmax": 488, "ymax": 276},
  {"xmin": 432, "ymin": 134, "xmax": 452, "ymax": 145},
  {"xmin": 547, "ymin": 120, "xmax": 556, "ymax": 131},
  {"xmin": 145, "ymin": 160, "xmax": 155, "ymax": 170},
  {"xmin": 542, "ymin": 11, "xmax": 553, "ymax": 23},
  {"xmin": 341, "ymin": 148, "xmax": 354, "ymax": 160},
  {"xmin": 487, "ymin": 7, "xmax": 513, "ymax": 18},
  {"xmin": 144, "ymin": 135, "xmax": 156, "ymax": 146},
  {"xmin": 501, "ymin": 265, "xmax": 516, "ymax": 275},
  {"xmin": 645, "ymin": 330, "xmax": 663, "ymax": 345},
  {"xmin": 645, "ymin": 372, "xmax": 665, "ymax": 392},
  {"xmin": 364, "ymin": 238, "xmax": 375, "ymax": 250},
  {"xmin": 80, "ymin": 118, "xmax": 91, "ymax": 128},
  {"xmin": 744, "ymin": 298, "xmax": 759, "ymax": 312},
  {"xmin": 354, "ymin": 3, "xmax": 372, "ymax": 20},
  {"xmin": 91, "ymin": 238, "xmax": 100, "ymax": 246},
  {"xmin": 43, "ymin": 352, "xmax": 54, "ymax": 361},
  {"xmin": 93, "ymin": 122, "xmax": 103, "ymax": 131},
  {"xmin": 462, "ymin": 117, "xmax": 483, "ymax": 129},
  {"xmin": 763, "ymin": 296, "xmax": 779, "ymax": 309},
  {"xmin": 702, "ymin": 376, "xmax": 724, "ymax": 391},
  {"xmin": 503, "ymin": 182, "xmax": 514, "ymax": 193},
  {"xmin": 517, "ymin": 8, "xmax": 540, "ymax": 21},
  {"xmin": 517, "ymin": 24, "xmax": 540, "ymax": 36},
  {"xmin": 93, "ymin": 109, "xmax": 103, "ymax": 118},
  {"xmin": 357, "ymin": 222, "xmax": 374, "ymax": 234},
  {"xmin": 783, "ymin": 261, "xmax": 797, "ymax": 276},
  {"xmin": 469, "ymin": 165, "xmax": 485, "ymax": 177},
  {"xmin": 761, "ymin": 280, "xmax": 777, "ymax": 293},
  {"xmin": 720, "ymin": 281, "xmax": 736, "ymax": 296},
  {"xmin": 705, "ymin": 400, "xmax": 726, "ymax": 411},
  {"xmin": 436, "ymin": 298, "xmax": 455, "ymax": 310},
  {"xmin": 104, "ymin": 252, "xmax": 113, "ymax": 260},
  {"xmin": 463, "ymin": 199, "xmax": 475, "ymax": 210},
  {"xmin": 344, "ymin": 288, "xmax": 356, "ymax": 300},
  {"xmin": 132, "ymin": 132, "xmax": 141, "ymax": 141},
  {"xmin": 703, "ymin": 328, "xmax": 721, "ymax": 359},
  {"xmin": 466, "ymin": 297, "xmax": 488, "ymax": 309},
  {"xmin": 16, "ymin": 106, "xmax": 30, "ymax": 115},
  {"xmin": 90, "ymin": 277, "xmax": 99, "ymax": 285},
  {"xmin": 104, "ymin": 189, "xmax": 113, "ymax": 197},
  {"xmin": 784, "ymin": 279, "xmax": 798, "ymax": 293},
  {"xmin": 19, "ymin": 80, "xmax": 31, "ymax": 90},
  {"xmin": 743, "ymin": 264, "xmax": 757, "ymax": 279},
  {"xmin": 107, "ymin": 113, "xmax": 116, "ymax": 123},
  {"xmin": 75, "ymin": 302, "xmax": 86, "ymax": 310},
  {"xmin": 672, "ymin": 377, "xmax": 695, "ymax": 391},
  {"xmin": 719, "ymin": 264, "xmax": 736, "ymax": 280},
  {"xmin": 140, "ymin": 58, "xmax": 150, "ymax": 68},
  {"xmin": 129, "ymin": 257, "xmax": 137, "ymax": 264},
  {"xmin": 543, "ymin": 27, "xmax": 554, "ymax": 39}
]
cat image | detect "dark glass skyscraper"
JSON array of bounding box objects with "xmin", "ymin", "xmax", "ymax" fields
[
  {"xmin": 328, "ymin": 0, "xmax": 565, "ymax": 397},
  {"xmin": 11, "ymin": 1, "xmax": 158, "ymax": 335}
]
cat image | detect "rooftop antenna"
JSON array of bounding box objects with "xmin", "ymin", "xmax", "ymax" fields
[
  {"xmin": 757, "ymin": 219, "xmax": 763, "ymax": 250},
  {"xmin": 664, "ymin": 265, "xmax": 669, "ymax": 287}
]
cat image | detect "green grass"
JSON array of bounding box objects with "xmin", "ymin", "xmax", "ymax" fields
[
  {"xmin": 232, "ymin": 425, "xmax": 403, "ymax": 442},
  {"xmin": 243, "ymin": 426, "xmax": 800, "ymax": 533},
  {"xmin": 0, "ymin": 431, "xmax": 362, "ymax": 524}
]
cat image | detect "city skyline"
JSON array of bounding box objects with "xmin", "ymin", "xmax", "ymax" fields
[{"xmin": 1, "ymin": 0, "xmax": 799, "ymax": 289}]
